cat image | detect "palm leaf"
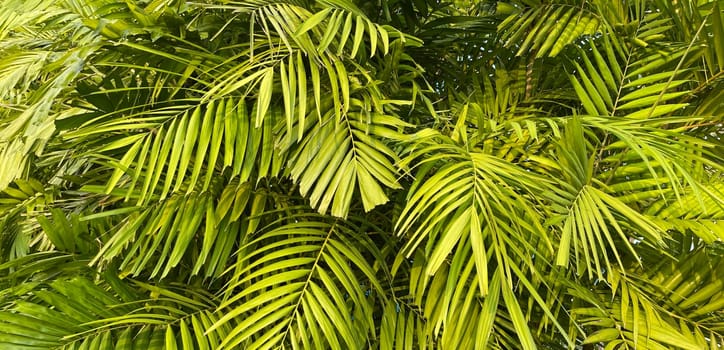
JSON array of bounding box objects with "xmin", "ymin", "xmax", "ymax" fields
[
  {"xmin": 498, "ymin": 3, "xmax": 600, "ymax": 58},
  {"xmin": 208, "ymin": 215, "xmax": 384, "ymax": 349}
]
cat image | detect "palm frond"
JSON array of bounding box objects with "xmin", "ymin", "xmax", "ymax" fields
[
  {"xmin": 498, "ymin": 3, "xmax": 600, "ymax": 58},
  {"xmin": 283, "ymin": 97, "xmax": 407, "ymax": 217},
  {"xmin": 0, "ymin": 275, "xmax": 227, "ymax": 350},
  {"xmin": 208, "ymin": 214, "xmax": 384, "ymax": 349},
  {"xmin": 572, "ymin": 247, "xmax": 724, "ymax": 350}
]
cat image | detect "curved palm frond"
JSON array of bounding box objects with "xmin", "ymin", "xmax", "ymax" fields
[{"xmin": 208, "ymin": 214, "xmax": 384, "ymax": 349}]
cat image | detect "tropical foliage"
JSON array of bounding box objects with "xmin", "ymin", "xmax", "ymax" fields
[{"xmin": 0, "ymin": 0, "xmax": 722, "ymax": 349}]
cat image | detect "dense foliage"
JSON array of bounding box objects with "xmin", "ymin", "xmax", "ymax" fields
[{"xmin": 0, "ymin": 0, "xmax": 722, "ymax": 349}]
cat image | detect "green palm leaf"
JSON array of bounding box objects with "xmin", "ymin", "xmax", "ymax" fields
[{"xmin": 208, "ymin": 215, "xmax": 383, "ymax": 349}]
